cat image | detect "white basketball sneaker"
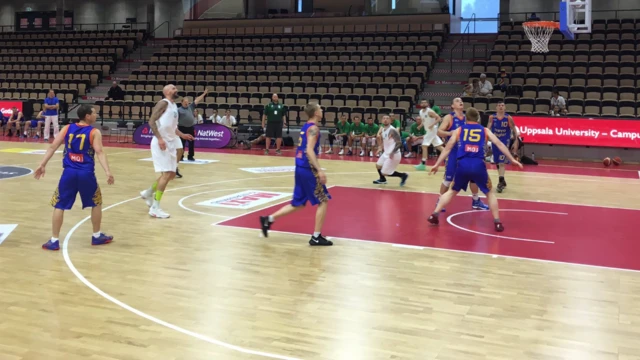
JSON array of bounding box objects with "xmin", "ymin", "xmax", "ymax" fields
[
  {"xmin": 149, "ymin": 207, "xmax": 170, "ymax": 219},
  {"xmin": 140, "ymin": 190, "xmax": 154, "ymax": 207}
]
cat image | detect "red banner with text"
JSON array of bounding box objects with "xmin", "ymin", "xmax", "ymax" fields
[
  {"xmin": 0, "ymin": 101, "xmax": 23, "ymax": 118},
  {"xmin": 513, "ymin": 116, "xmax": 640, "ymax": 149}
]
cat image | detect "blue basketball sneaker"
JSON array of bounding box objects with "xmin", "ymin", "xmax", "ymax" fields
[
  {"xmin": 472, "ymin": 198, "xmax": 489, "ymax": 210},
  {"xmin": 92, "ymin": 233, "xmax": 114, "ymax": 246},
  {"xmin": 42, "ymin": 239, "xmax": 60, "ymax": 251}
]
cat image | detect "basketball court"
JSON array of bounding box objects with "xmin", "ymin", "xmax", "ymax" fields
[{"xmin": 2, "ymin": 138, "xmax": 640, "ymax": 360}]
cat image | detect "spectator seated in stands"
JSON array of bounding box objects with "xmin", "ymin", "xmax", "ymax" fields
[
  {"xmin": 529, "ymin": 12, "xmax": 540, "ymax": 21},
  {"xmin": 478, "ymin": 73, "xmax": 493, "ymax": 97},
  {"xmin": 208, "ymin": 109, "xmax": 220, "ymax": 124},
  {"xmin": 550, "ymin": 90, "xmax": 567, "ymax": 116},
  {"xmin": 497, "ymin": 68, "xmax": 510, "ymax": 94},
  {"xmin": 217, "ymin": 109, "xmax": 237, "ymax": 129},
  {"xmin": 404, "ymin": 116, "xmax": 426, "ymax": 158},
  {"xmin": 194, "ymin": 109, "xmax": 203, "ymax": 124},
  {"xmin": 106, "ymin": 81, "xmax": 124, "ymax": 100},
  {"xmin": 326, "ymin": 114, "xmax": 351, "ymax": 155},
  {"xmin": 463, "ymin": 79, "xmax": 481, "ymax": 97}
]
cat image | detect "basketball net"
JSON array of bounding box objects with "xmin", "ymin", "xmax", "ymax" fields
[{"xmin": 523, "ymin": 21, "xmax": 559, "ymax": 53}]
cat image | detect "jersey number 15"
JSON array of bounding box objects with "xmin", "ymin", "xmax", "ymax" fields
[{"xmin": 462, "ymin": 128, "xmax": 482, "ymax": 142}]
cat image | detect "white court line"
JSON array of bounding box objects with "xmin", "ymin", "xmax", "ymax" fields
[
  {"xmin": 446, "ymin": 209, "xmax": 567, "ymax": 244},
  {"xmin": 638, "ymin": 171, "xmax": 640, "ymax": 179},
  {"xmin": 334, "ymin": 185, "xmax": 640, "ymax": 212},
  {"xmin": 8, "ymin": 148, "xmax": 147, "ymax": 167}
]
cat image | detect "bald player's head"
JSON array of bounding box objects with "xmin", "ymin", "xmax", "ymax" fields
[{"xmin": 163, "ymin": 84, "xmax": 179, "ymax": 101}]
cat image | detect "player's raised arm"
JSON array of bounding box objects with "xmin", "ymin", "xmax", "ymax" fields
[
  {"xmin": 34, "ymin": 125, "xmax": 69, "ymax": 179},
  {"xmin": 90, "ymin": 129, "xmax": 115, "ymax": 185},
  {"xmin": 430, "ymin": 128, "xmax": 460, "ymax": 173},
  {"xmin": 437, "ymin": 114, "xmax": 452, "ymax": 138},
  {"xmin": 486, "ymin": 128, "xmax": 522, "ymax": 168}
]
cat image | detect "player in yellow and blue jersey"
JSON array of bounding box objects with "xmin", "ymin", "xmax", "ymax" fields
[
  {"xmin": 260, "ymin": 103, "xmax": 332, "ymax": 246},
  {"xmin": 487, "ymin": 101, "xmax": 520, "ymax": 193},
  {"xmin": 35, "ymin": 104, "xmax": 115, "ymax": 250},
  {"xmin": 428, "ymin": 107, "xmax": 522, "ymax": 232}
]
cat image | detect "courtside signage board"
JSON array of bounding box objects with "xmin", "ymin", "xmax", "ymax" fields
[
  {"xmin": 514, "ymin": 116, "xmax": 640, "ymax": 149},
  {"xmin": 196, "ymin": 190, "xmax": 290, "ymax": 209}
]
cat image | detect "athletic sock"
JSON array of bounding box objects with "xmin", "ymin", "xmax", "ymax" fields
[
  {"xmin": 472, "ymin": 194, "xmax": 480, "ymax": 201},
  {"xmin": 155, "ymin": 190, "xmax": 164, "ymax": 202},
  {"xmin": 50, "ymin": 237, "xmax": 59, "ymax": 243},
  {"xmin": 268, "ymin": 215, "xmax": 275, "ymax": 222},
  {"xmin": 313, "ymin": 232, "xmax": 321, "ymax": 238},
  {"xmin": 93, "ymin": 232, "xmax": 101, "ymax": 238},
  {"xmin": 421, "ymin": 159, "xmax": 426, "ymax": 165},
  {"xmin": 377, "ymin": 169, "xmax": 387, "ymax": 181},
  {"xmin": 431, "ymin": 212, "xmax": 439, "ymax": 217},
  {"xmin": 494, "ymin": 218, "xmax": 501, "ymax": 223},
  {"xmin": 499, "ymin": 176, "xmax": 505, "ymax": 183},
  {"xmin": 389, "ymin": 171, "xmax": 405, "ymax": 178}
]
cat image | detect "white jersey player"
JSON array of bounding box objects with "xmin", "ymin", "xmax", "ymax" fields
[
  {"xmin": 140, "ymin": 84, "xmax": 194, "ymax": 218},
  {"xmin": 415, "ymin": 99, "xmax": 445, "ymax": 171},
  {"xmin": 373, "ymin": 114, "xmax": 409, "ymax": 186}
]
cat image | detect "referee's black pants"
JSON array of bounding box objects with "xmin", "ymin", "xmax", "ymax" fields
[{"xmin": 178, "ymin": 125, "xmax": 195, "ymax": 159}]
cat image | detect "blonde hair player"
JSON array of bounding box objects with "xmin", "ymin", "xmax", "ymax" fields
[
  {"xmin": 139, "ymin": 84, "xmax": 195, "ymax": 219},
  {"xmin": 373, "ymin": 114, "xmax": 409, "ymax": 186},
  {"xmin": 436, "ymin": 97, "xmax": 489, "ymax": 212},
  {"xmin": 415, "ymin": 99, "xmax": 445, "ymax": 170},
  {"xmin": 260, "ymin": 103, "xmax": 333, "ymax": 246},
  {"xmin": 428, "ymin": 108, "xmax": 523, "ymax": 232}
]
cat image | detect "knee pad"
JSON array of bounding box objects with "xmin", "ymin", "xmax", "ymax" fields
[{"xmin": 442, "ymin": 180, "xmax": 451, "ymax": 187}]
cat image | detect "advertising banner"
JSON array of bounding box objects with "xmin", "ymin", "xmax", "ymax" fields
[
  {"xmin": 133, "ymin": 123, "xmax": 233, "ymax": 149},
  {"xmin": 513, "ymin": 116, "xmax": 640, "ymax": 149}
]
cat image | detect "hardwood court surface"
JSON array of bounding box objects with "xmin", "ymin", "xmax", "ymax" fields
[{"xmin": 1, "ymin": 140, "xmax": 640, "ymax": 360}]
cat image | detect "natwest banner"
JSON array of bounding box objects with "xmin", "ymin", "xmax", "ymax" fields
[
  {"xmin": 513, "ymin": 116, "xmax": 640, "ymax": 149},
  {"xmin": 0, "ymin": 101, "xmax": 23, "ymax": 118},
  {"xmin": 133, "ymin": 123, "xmax": 233, "ymax": 149}
]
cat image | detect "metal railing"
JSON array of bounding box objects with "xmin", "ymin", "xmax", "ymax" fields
[
  {"xmin": 0, "ymin": 22, "xmax": 150, "ymax": 33},
  {"xmin": 450, "ymin": 13, "xmax": 475, "ymax": 72},
  {"xmin": 498, "ymin": 8, "xmax": 640, "ymax": 22}
]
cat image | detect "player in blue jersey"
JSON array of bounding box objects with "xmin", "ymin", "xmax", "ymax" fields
[
  {"xmin": 487, "ymin": 101, "xmax": 519, "ymax": 193},
  {"xmin": 436, "ymin": 98, "xmax": 489, "ymax": 211},
  {"xmin": 35, "ymin": 104, "xmax": 115, "ymax": 250},
  {"xmin": 260, "ymin": 102, "xmax": 332, "ymax": 246},
  {"xmin": 428, "ymin": 108, "xmax": 522, "ymax": 232}
]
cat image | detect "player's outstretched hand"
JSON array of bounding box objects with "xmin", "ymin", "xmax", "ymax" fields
[
  {"xmin": 513, "ymin": 160, "xmax": 524, "ymax": 169},
  {"xmin": 158, "ymin": 138, "xmax": 167, "ymax": 151},
  {"xmin": 106, "ymin": 173, "xmax": 115, "ymax": 185},
  {"xmin": 34, "ymin": 165, "xmax": 45, "ymax": 179},
  {"xmin": 318, "ymin": 170, "xmax": 327, "ymax": 185},
  {"xmin": 429, "ymin": 165, "xmax": 439, "ymax": 175}
]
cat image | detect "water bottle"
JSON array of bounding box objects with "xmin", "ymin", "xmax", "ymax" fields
[{"xmin": 531, "ymin": 152, "xmax": 535, "ymax": 161}]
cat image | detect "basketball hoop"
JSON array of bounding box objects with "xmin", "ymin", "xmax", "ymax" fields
[{"xmin": 523, "ymin": 21, "xmax": 560, "ymax": 53}]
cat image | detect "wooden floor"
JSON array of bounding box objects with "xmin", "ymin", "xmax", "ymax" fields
[{"xmin": 1, "ymin": 141, "xmax": 640, "ymax": 360}]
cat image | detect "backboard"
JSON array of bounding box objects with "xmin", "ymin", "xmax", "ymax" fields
[{"xmin": 560, "ymin": 0, "xmax": 592, "ymax": 40}]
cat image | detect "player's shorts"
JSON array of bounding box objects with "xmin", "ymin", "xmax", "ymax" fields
[
  {"xmin": 451, "ymin": 158, "xmax": 492, "ymax": 194},
  {"xmin": 265, "ymin": 121, "xmax": 283, "ymax": 138},
  {"xmin": 444, "ymin": 154, "xmax": 458, "ymax": 182},
  {"xmin": 376, "ymin": 152, "xmax": 401, "ymax": 175},
  {"xmin": 150, "ymin": 136, "xmax": 183, "ymax": 173},
  {"xmin": 422, "ymin": 129, "xmax": 444, "ymax": 147},
  {"xmin": 50, "ymin": 168, "xmax": 102, "ymax": 210},
  {"xmin": 491, "ymin": 137, "xmax": 510, "ymax": 164},
  {"xmin": 30, "ymin": 119, "xmax": 44, "ymax": 127},
  {"xmin": 291, "ymin": 166, "xmax": 331, "ymax": 207}
]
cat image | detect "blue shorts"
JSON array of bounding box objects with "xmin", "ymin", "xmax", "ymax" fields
[
  {"xmin": 291, "ymin": 166, "xmax": 331, "ymax": 207},
  {"xmin": 50, "ymin": 169, "xmax": 102, "ymax": 210},
  {"xmin": 444, "ymin": 154, "xmax": 457, "ymax": 182},
  {"xmin": 492, "ymin": 138, "xmax": 510, "ymax": 164},
  {"xmin": 451, "ymin": 158, "xmax": 492, "ymax": 194},
  {"xmin": 30, "ymin": 119, "xmax": 44, "ymax": 127}
]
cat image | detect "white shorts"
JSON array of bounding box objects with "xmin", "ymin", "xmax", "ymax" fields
[
  {"xmin": 422, "ymin": 129, "xmax": 444, "ymax": 147},
  {"xmin": 376, "ymin": 152, "xmax": 401, "ymax": 175},
  {"xmin": 150, "ymin": 137, "xmax": 183, "ymax": 173}
]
